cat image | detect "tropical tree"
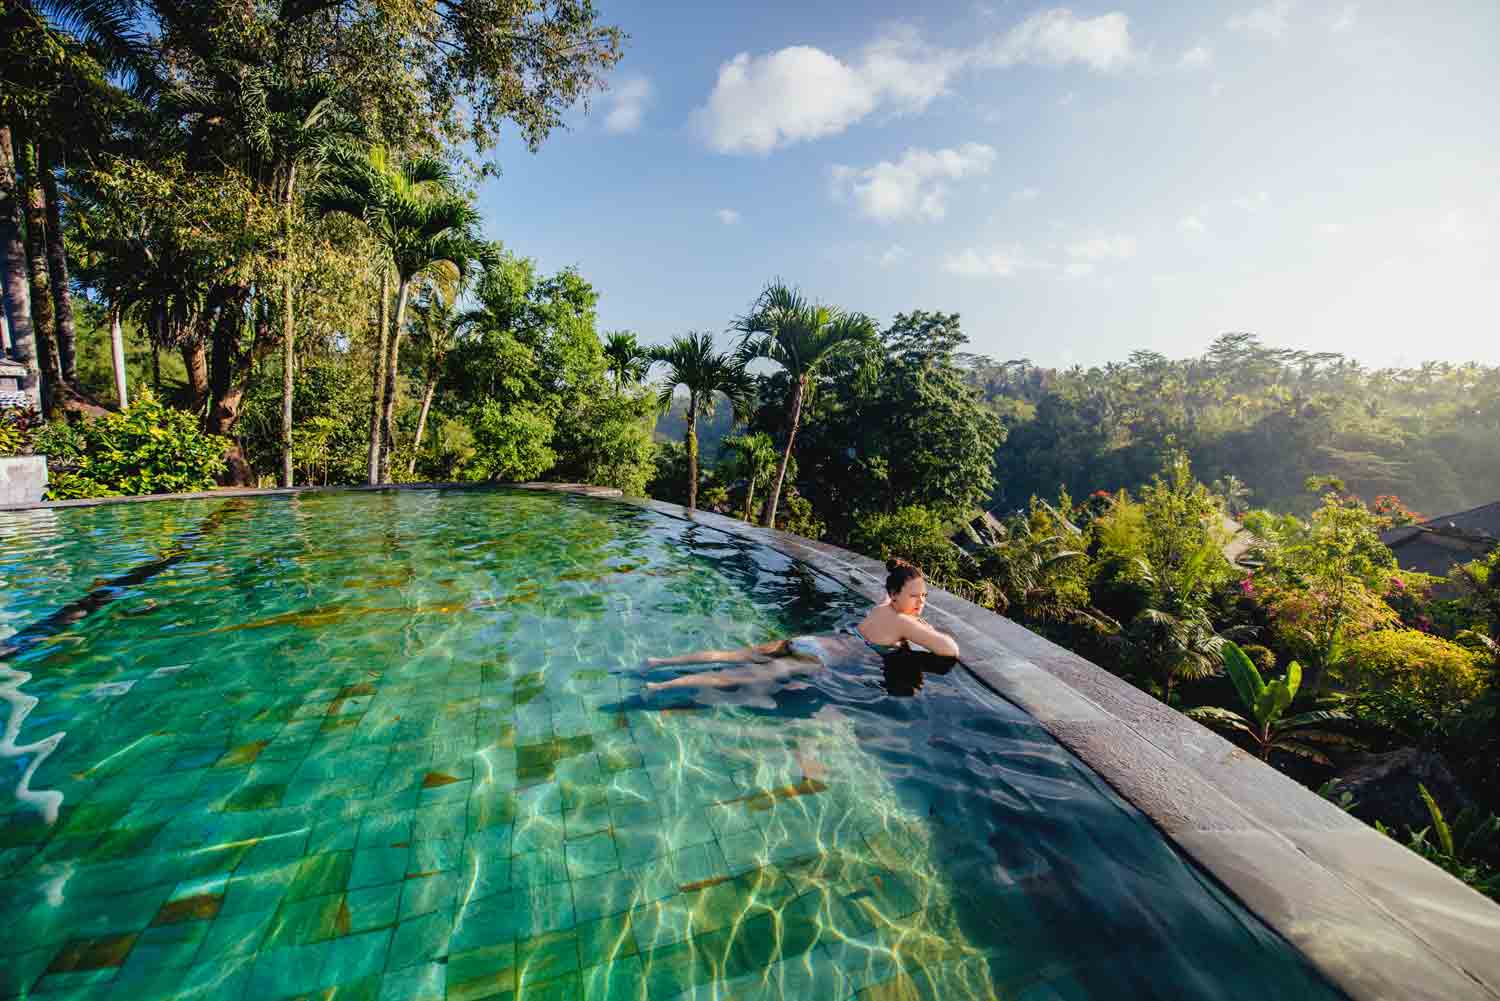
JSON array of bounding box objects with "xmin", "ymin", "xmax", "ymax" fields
[
  {"xmin": 603, "ymin": 331, "xmax": 649, "ymax": 394},
  {"xmin": 1187, "ymin": 641, "xmax": 1351, "ymax": 763},
  {"xmin": 406, "ymin": 288, "xmax": 462, "ymax": 474},
  {"xmin": 734, "ymin": 281, "xmax": 878, "ymax": 528},
  {"xmin": 648, "ymin": 331, "xmax": 751, "ymax": 513},
  {"xmin": 721, "ymin": 431, "xmax": 777, "ymax": 522},
  {"xmin": 314, "ymin": 146, "xmax": 481, "ymax": 483}
]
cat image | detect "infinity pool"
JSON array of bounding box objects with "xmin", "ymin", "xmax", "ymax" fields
[{"xmin": 0, "ymin": 489, "xmax": 1340, "ymax": 1000}]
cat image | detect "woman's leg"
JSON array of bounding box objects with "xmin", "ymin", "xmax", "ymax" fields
[
  {"xmin": 645, "ymin": 655, "xmax": 812, "ymax": 692},
  {"xmin": 645, "ymin": 639, "xmax": 788, "ymax": 668}
]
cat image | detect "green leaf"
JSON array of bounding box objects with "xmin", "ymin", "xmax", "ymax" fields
[
  {"xmin": 1283, "ymin": 660, "xmax": 1302, "ymax": 701},
  {"xmin": 1220, "ymin": 641, "xmax": 1266, "ymax": 717},
  {"xmin": 1419, "ymin": 783, "xmax": 1455, "ymax": 858}
]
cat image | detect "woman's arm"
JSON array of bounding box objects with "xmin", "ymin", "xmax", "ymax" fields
[{"xmin": 897, "ymin": 615, "xmax": 960, "ymax": 658}]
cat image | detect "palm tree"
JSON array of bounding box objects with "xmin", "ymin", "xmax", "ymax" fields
[
  {"xmin": 314, "ymin": 147, "xmax": 480, "ymax": 483},
  {"xmin": 0, "ymin": 126, "xmax": 40, "ymax": 409},
  {"xmin": 721, "ymin": 432, "xmax": 777, "ymax": 522},
  {"xmin": 603, "ymin": 331, "xmax": 649, "ymax": 394},
  {"xmin": 1121, "ymin": 605, "xmax": 1226, "ymax": 705},
  {"xmin": 648, "ymin": 331, "xmax": 752, "ymax": 513},
  {"xmin": 239, "ymin": 75, "xmax": 358, "ymax": 488},
  {"xmin": 1187, "ymin": 641, "xmax": 1351, "ymax": 763},
  {"xmin": 733, "ymin": 281, "xmax": 877, "ymax": 528}
]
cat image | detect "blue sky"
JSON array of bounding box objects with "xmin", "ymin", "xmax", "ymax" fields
[{"xmin": 474, "ymin": 1, "xmax": 1499, "ymax": 368}]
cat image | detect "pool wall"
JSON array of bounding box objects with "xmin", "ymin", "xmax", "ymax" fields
[{"xmin": 6, "ymin": 480, "xmax": 1500, "ymax": 1001}]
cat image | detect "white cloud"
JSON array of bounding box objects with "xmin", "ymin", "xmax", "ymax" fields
[
  {"xmin": 1329, "ymin": 3, "xmax": 1357, "ymax": 31},
  {"xmin": 829, "ymin": 143, "xmax": 997, "ymax": 223},
  {"xmin": 694, "ymin": 11, "xmax": 1136, "ymax": 154},
  {"xmin": 879, "ymin": 244, "xmax": 910, "ymax": 268},
  {"xmin": 1178, "ymin": 215, "xmax": 1208, "ymax": 235},
  {"xmin": 1316, "ymin": 221, "xmax": 1345, "ymax": 235},
  {"xmin": 1228, "ymin": 1, "xmax": 1293, "ymax": 40},
  {"xmin": 979, "ymin": 9, "xmax": 1136, "ymax": 72},
  {"xmin": 604, "ymin": 77, "xmax": 652, "ymax": 134},
  {"xmin": 1234, "ymin": 190, "xmax": 1271, "ymax": 212},
  {"xmin": 1065, "ymin": 234, "xmax": 1136, "ymax": 275},
  {"xmin": 692, "ymin": 31, "xmax": 962, "ymax": 155},
  {"xmin": 1178, "ymin": 45, "xmax": 1212, "ymax": 69},
  {"xmin": 716, "ymin": 208, "xmax": 741, "ymax": 225},
  {"xmin": 1011, "ymin": 186, "xmax": 1041, "ymax": 202},
  {"xmin": 943, "ymin": 247, "xmax": 1031, "ymax": 278}
]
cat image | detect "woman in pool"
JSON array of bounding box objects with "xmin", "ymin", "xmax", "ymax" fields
[{"xmin": 643, "ymin": 559, "xmax": 959, "ymax": 691}]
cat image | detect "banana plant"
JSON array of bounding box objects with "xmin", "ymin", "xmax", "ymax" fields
[
  {"xmin": 1187, "ymin": 640, "xmax": 1352, "ymax": 763},
  {"xmin": 1378, "ymin": 784, "xmax": 1500, "ymax": 901}
]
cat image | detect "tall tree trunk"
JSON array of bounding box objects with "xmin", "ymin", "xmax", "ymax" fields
[
  {"xmin": 41, "ymin": 158, "xmax": 75, "ymax": 387},
  {"xmin": 408, "ymin": 378, "xmax": 437, "ymax": 476},
  {"xmin": 685, "ymin": 397, "xmax": 698, "ymax": 512},
  {"xmin": 378, "ymin": 277, "xmax": 411, "ymax": 484},
  {"xmin": 744, "ymin": 477, "xmax": 756, "ymax": 522},
  {"xmin": 1, "ymin": 300, "xmax": 9, "ymax": 353},
  {"xmin": 151, "ymin": 342, "xmax": 160, "ymax": 391},
  {"xmin": 207, "ymin": 290, "xmax": 266, "ymax": 486},
  {"xmin": 19, "ymin": 139, "xmax": 61, "ymax": 414},
  {"xmin": 280, "ymin": 166, "xmax": 296, "ymax": 488},
  {"xmin": 367, "ymin": 267, "xmax": 388, "ymax": 485},
  {"xmin": 181, "ymin": 339, "xmax": 209, "ymax": 413},
  {"xmin": 762, "ymin": 376, "xmax": 806, "ymax": 529},
  {"xmin": 0, "ymin": 125, "xmax": 40, "ymax": 409},
  {"xmin": 108, "ymin": 299, "xmax": 127, "ymax": 408}
]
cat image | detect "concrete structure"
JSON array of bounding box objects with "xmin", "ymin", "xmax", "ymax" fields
[
  {"xmin": 0, "ymin": 454, "xmax": 46, "ymax": 506},
  {"xmin": 0, "ymin": 358, "xmax": 30, "ymax": 410},
  {"xmin": 4, "ymin": 481, "xmax": 1500, "ymax": 1000}
]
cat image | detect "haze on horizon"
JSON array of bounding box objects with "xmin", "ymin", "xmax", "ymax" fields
[{"xmin": 474, "ymin": 0, "xmax": 1498, "ymax": 370}]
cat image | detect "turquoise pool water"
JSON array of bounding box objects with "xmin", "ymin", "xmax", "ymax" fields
[{"xmin": 0, "ymin": 489, "xmax": 1340, "ymax": 1000}]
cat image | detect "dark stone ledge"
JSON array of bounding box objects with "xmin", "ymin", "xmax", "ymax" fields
[{"xmin": 5, "ymin": 482, "xmax": 1499, "ymax": 1000}]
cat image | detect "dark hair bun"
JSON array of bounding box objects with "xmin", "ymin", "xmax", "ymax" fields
[{"xmin": 884, "ymin": 558, "xmax": 924, "ymax": 595}]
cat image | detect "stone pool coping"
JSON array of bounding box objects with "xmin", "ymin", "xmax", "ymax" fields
[{"xmin": 5, "ymin": 480, "xmax": 1499, "ymax": 1000}]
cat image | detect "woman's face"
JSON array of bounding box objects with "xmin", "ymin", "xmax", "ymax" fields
[{"xmin": 891, "ymin": 576, "xmax": 928, "ymax": 616}]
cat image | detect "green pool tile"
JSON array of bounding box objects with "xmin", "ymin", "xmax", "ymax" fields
[
  {"xmin": 555, "ymin": 753, "xmax": 604, "ymax": 787},
  {"xmin": 508, "ymin": 848, "xmax": 571, "ymax": 888},
  {"xmin": 451, "ymin": 882, "xmax": 575, "ymax": 951},
  {"xmin": 309, "ymin": 973, "xmax": 383, "ymax": 1001},
  {"xmin": 307, "ymin": 817, "xmax": 361, "ymax": 854},
  {"xmin": 408, "ymin": 838, "xmax": 462, "ymax": 877},
  {"xmin": 822, "ymin": 935, "xmax": 903, "ymax": 993},
  {"xmin": 387, "ymin": 909, "xmax": 453, "ymax": 970},
  {"xmin": 629, "ymin": 897, "xmax": 695, "ymax": 952},
  {"xmin": 722, "ymin": 912, "xmax": 780, "ymax": 976},
  {"xmin": 574, "ymin": 911, "xmax": 637, "ymax": 963},
  {"xmin": 345, "ymin": 883, "xmax": 403, "ymax": 934},
  {"xmin": 669, "ymin": 841, "xmax": 730, "ymax": 889},
  {"xmin": 512, "ymin": 814, "xmax": 566, "ymax": 854},
  {"xmin": 580, "ymin": 954, "xmax": 646, "ymax": 1001},
  {"xmin": 719, "ymin": 829, "xmax": 772, "ymax": 875},
  {"xmin": 358, "ymin": 812, "xmax": 414, "ymax": 849},
  {"xmin": 610, "ymin": 825, "xmax": 668, "ymax": 870},
  {"xmin": 288, "ymin": 850, "xmax": 354, "ymax": 901},
  {"xmin": 349, "ymin": 846, "xmax": 408, "ymax": 890},
  {"xmin": 224, "ymin": 783, "xmax": 287, "ymax": 813},
  {"xmin": 564, "ymin": 830, "xmax": 620, "ymax": 879},
  {"xmin": 515, "ymin": 781, "xmax": 563, "ymax": 818},
  {"xmin": 378, "ymin": 960, "xmax": 446, "ymax": 1001},
  {"xmin": 263, "ymin": 892, "xmax": 346, "ymax": 950},
  {"xmin": 445, "ymin": 942, "xmax": 517, "ymax": 1001},
  {"xmin": 45, "ymin": 932, "xmax": 138, "ymax": 974},
  {"xmin": 638, "ymin": 938, "xmax": 713, "ymax": 1000},
  {"xmin": 58, "ymin": 798, "xmax": 132, "ymax": 837},
  {"xmin": 31, "ymin": 967, "xmax": 121, "ymax": 994},
  {"xmin": 598, "ymin": 746, "xmax": 645, "ymax": 775},
  {"xmin": 411, "ymin": 802, "xmax": 467, "ymax": 841},
  {"xmin": 116, "ymin": 921, "xmax": 211, "ymax": 980},
  {"xmin": 516, "ymin": 928, "xmax": 581, "ymax": 985},
  {"xmin": 608, "ymin": 799, "xmax": 662, "ymax": 830},
  {"xmin": 151, "ymin": 890, "xmax": 224, "ymax": 926},
  {"xmin": 658, "ymin": 808, "xmax": 715, "ymax": 852},
  {"xmin": 400, "ymin": 870, "xmax": 461, "ymax": 920},
  {"xmin": 246, "ymin": 938, "xmax": 332, "ymax": 999},
  {"xmin": 193, "ymin": 905, "xmax": 273, "ymax": 962}
]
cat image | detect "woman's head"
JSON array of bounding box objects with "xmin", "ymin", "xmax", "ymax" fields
[{"xmin": 885, "ymin": 559, "xmax": 927, "ymax": 615}]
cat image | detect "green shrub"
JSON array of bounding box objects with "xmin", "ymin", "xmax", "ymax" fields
[
  {"xmin": 468, "ymin": 402, "xmax": 556, "ymax": 482},
  {"xmin": 1239, "ymin": 643, "xmax": 1279, "ymax": 674},
  {"xmin": 1340, "ymin": 630, "xmax": 1485, "ymax": 742},
  {"xmin": 850, "ymin": 505, "xmax": 961, "ymax": 582},
  {"xmin": 0, "ymin": 406, "xmax": 43, "ymax": 456},
  {"xmin": 31, "ymin": 394, "xmax": 228, "ymax": 499}
]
